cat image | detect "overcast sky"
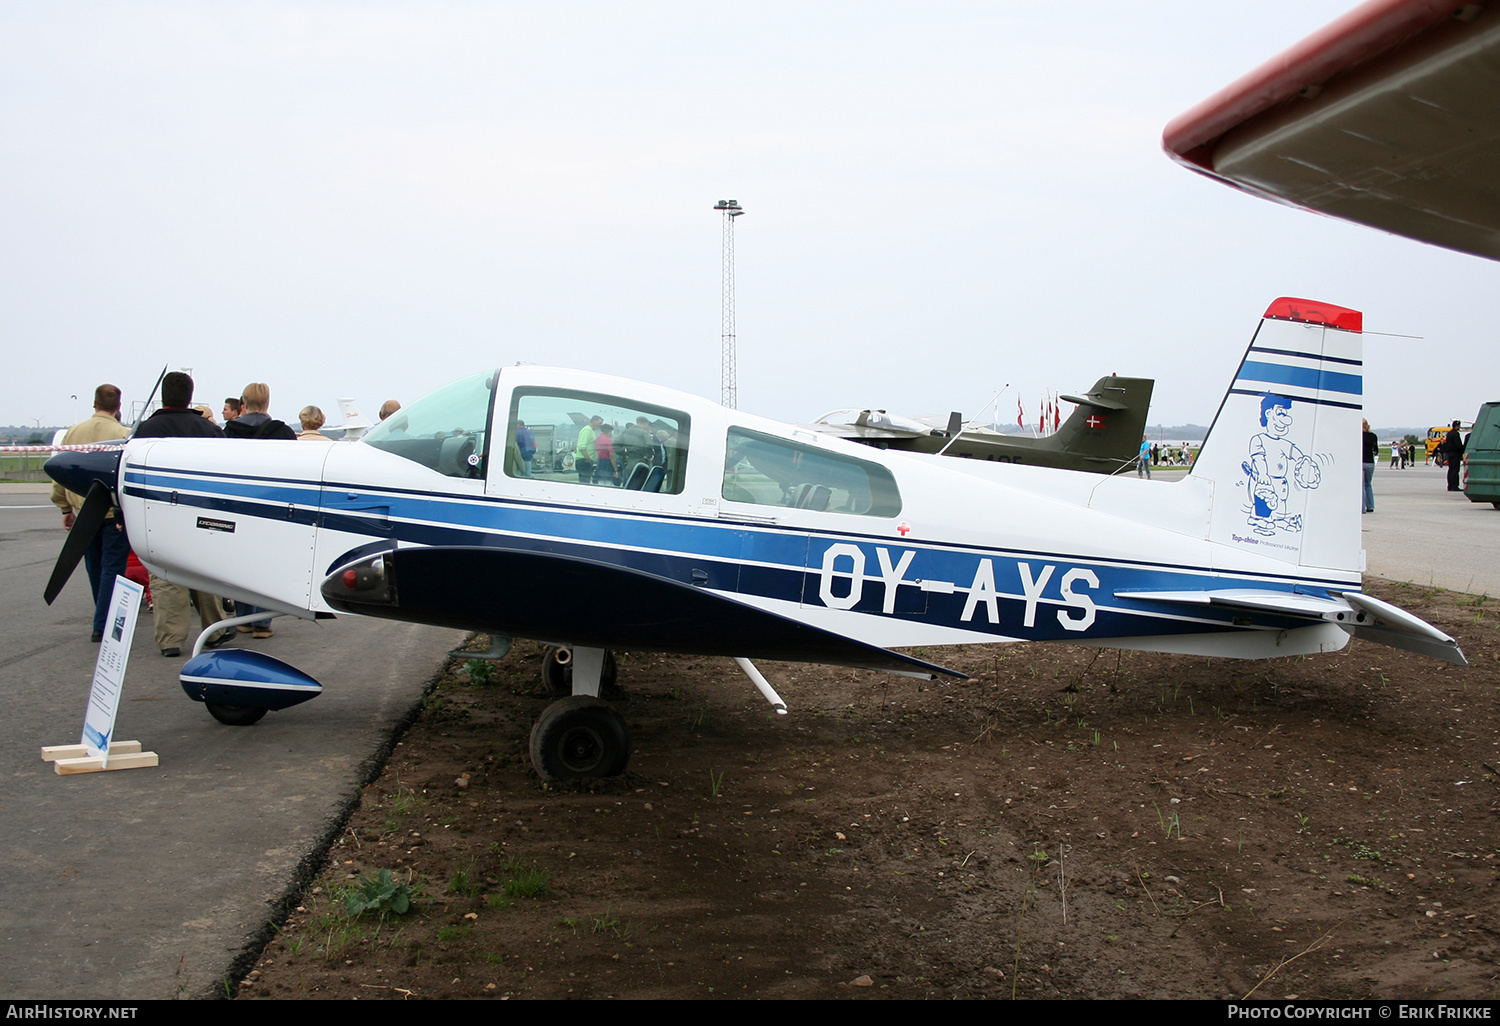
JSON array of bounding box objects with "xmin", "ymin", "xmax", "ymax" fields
[{"xmin": 4, "ymin": 1, "xmax": 1495, "ymax": 433}]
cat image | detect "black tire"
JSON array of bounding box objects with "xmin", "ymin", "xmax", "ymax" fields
[
  {"xmin": 1491, "ymin": 501, "xmax": 1500, "ymax": 510},
  {"xmin": 540, "ymin": 647, "xmax": 618, "ymax": 695},
  {"xmin": 205, "ymin": 703, "xmax": 267, "ymax": 726},
  {"xmin": 529, "ymin": 696, "xmax": 631, "ymax": 780}
]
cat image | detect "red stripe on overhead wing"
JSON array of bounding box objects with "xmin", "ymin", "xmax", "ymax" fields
[{"xmin": 1162, "ymin": 0, "xmax": 1456, "ymax": 172}]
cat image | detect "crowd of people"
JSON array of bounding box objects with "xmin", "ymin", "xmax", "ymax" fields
[
  {"xmin": 50, "ymin": 374, "xmax": 400, "ymax": 657},
  {"xmin": 1142, "ymin": 442, "xmax": 1198, "ymax": 468}
]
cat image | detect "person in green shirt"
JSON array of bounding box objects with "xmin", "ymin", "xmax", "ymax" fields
[{"xmin": 576, "ymin": 415, "xmax": 602, "ymax": 484}]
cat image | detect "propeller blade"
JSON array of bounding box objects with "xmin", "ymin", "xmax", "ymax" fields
[{"xmin": 44, "ymin": 480, "xmax": 113, "ymax": 605}]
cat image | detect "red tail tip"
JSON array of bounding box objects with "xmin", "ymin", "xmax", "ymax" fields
[{"xmin": 1263, "ymin": 297, "xmax": 1362, "ymax": 332}]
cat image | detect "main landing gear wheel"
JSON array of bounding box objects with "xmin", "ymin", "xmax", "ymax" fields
[
  {"xmin": 540, "ymin": 646, "xmax": 618, "ymax": 695},
  {"xmin": 205, "ymin": 703, "xmax": 267, "ymax": 726},
  {"xmin": 529, "ymin": 696, "xmax": 632, "ymax": 780}
]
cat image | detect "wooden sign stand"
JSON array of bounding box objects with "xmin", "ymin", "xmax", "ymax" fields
[
  {"xmin": 48, "ymin": 576, "xmax": 160, "ymax": 775},
  {"xmin": 42, "ymin": 741, "xmax": 159, "ymax": 775}
]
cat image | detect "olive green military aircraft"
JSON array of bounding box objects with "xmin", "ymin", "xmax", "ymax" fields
[{"xmin": 808, "ymin": 375, "xmax": 1154, "ymax": 475}]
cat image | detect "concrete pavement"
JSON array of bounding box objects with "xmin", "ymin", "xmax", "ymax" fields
[
  {"xmin": 1358, "ymin": 462, "xmax": 1500, "ymax": 596},
  {"xmin": 0, "ymin": 486, "xmax": 466, "ymax": 999}
]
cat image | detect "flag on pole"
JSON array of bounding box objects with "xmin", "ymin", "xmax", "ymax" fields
[{"xmin": 1017, "ymin": 396, "xmax": 1025, "ymax": 429}]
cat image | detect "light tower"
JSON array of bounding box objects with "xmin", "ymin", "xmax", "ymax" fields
[{"xmin": 714, "ymin": 199, "xmax": 744, "ymax": 409}]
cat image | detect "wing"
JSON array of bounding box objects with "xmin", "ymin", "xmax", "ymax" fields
[
  {"xmin": 1164, "ymin": 0, "xmax": 1500, "ymax": 261},
  {"xmin": 804, "ymin": 409, "xmax": 936, "ymax": 443},
  {"xmin": 322, "ymin": 546, "xmax": 968, "ymax": 679},
  {"xmin": 804, "ymin": 422, "xmax": 927, "ymax": 443}
]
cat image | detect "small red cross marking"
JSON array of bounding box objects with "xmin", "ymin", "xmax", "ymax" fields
[{"xmin": 896, "ymin": 522, "xmax": 911, "ymax": 536}]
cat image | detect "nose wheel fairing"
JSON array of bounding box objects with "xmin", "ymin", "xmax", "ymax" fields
[{"xmin": 179, "ymin": 649, "xmax": 323, "ymax": 718}]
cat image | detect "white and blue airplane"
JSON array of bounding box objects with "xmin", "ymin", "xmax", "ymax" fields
[{"xmin": 45, "ymin": 297, "xmax": 1465, "ymax": 780}]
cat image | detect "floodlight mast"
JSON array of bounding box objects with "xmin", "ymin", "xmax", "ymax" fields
[{"xmin": 714, "ymin": 199, "xmax": 744, "ymax": 409}]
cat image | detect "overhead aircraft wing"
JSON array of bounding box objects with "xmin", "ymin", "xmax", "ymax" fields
[
  {"xmin": 324, "ymin": 546, "xmax": 968, "ymax": 679},
  {"xmin": 1163, "ymin": 0, "xmax": 1500, "ymax": 261}
]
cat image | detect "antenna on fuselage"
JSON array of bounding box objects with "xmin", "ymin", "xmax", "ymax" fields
[{"xmin": 938, "ymin": 386, "xmax": 1007, "ymax": 456}]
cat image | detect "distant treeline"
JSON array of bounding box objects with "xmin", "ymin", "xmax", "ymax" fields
[{"xmin": 0, "ymin": 426, "xmax": 63, "ymax": 443}]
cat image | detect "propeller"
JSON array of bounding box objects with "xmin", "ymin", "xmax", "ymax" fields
[
  {"xmin": 44, "ymin": 481, "xmax": 114, "ymax": 604},
  {"xmin": 42, "ymin": 447, "xmax": 126, "ymax": 605}
]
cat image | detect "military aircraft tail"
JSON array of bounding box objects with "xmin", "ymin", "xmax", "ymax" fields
[
  {"xmin": 1190, "ymin": 297, "xmax": 1364, "ymax": 578},
  {"xmin": 1047, "ymin": 376, "xmax": 1154, "ymax": 468}
]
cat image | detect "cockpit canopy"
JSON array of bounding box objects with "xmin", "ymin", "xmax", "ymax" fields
[{"xmin": 362, "ymin": 371, "xmax": 494, "ymax": 478}]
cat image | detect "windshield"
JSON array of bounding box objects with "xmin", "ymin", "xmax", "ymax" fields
[{"xmin": 363, "ymin": 371, "xmax": 496, "ymax": 478}]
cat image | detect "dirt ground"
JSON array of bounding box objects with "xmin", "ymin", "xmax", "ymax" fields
[{"xmin": 238, "ymin": 579, "xmax": 1500, "ymax": 1000}]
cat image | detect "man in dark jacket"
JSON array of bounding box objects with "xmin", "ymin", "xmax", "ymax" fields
[
  {"xmin": 133, "ymin": 372, "xmax": 231, "ymax": 656},
  {"xmin": 1444, "ymin": 420, "xmax": 1466, "ymax": 492}
]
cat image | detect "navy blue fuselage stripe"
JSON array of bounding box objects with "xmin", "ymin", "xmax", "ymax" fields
[
  {"xmin": 1226, "ymin": 388, "xmax": 1362, "ymax": 411},
  {"xmin": 1248, "ymin": 346, "xmax": 1362, "ymax": 367},
  {"xmin": 1237, "ymin": 361, "xmax": 1362, "ymax": 396}
]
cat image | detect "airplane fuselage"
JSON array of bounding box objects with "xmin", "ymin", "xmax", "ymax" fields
[{"xmin": 119, "ymin": 364, "xmax": 1355, "ymax": 667}]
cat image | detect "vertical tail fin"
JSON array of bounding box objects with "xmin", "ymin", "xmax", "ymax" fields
[
  {"xmin": 337, "ymin": 398, "xmax": 373, "ymax": 440},
  {"xmin": 1048, "ymin": 376, "xmax": 1155, "ymax": 468},
  {"xmin": 1191, "ymin": 298, "xmax": 1364, "ymax": 579}
]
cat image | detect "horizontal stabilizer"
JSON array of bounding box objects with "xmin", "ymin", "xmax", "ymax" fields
[
  {"xmin": 1058, "ymin": 391, "xmax": 1128, "ymax": 410},
  {"xmin": 324, "ymin": 546, "xmax": 968, "ymax": 679},
  {"xmin": 1115, "ymin": 588, "xmax": 1466, "ymax": 665},
  {"xmin": 1332, "ymin": 590, "xmax": 1468, "ymax": 667}
]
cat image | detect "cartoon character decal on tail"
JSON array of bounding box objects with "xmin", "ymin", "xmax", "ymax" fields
[
  {"xmin": 1195, "ymin": 297, "xmax": 1361, "ymax": 573},
  {"xmin": 1241, "ymin": 392, "xmax": 1329, "ymax": 536}
]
